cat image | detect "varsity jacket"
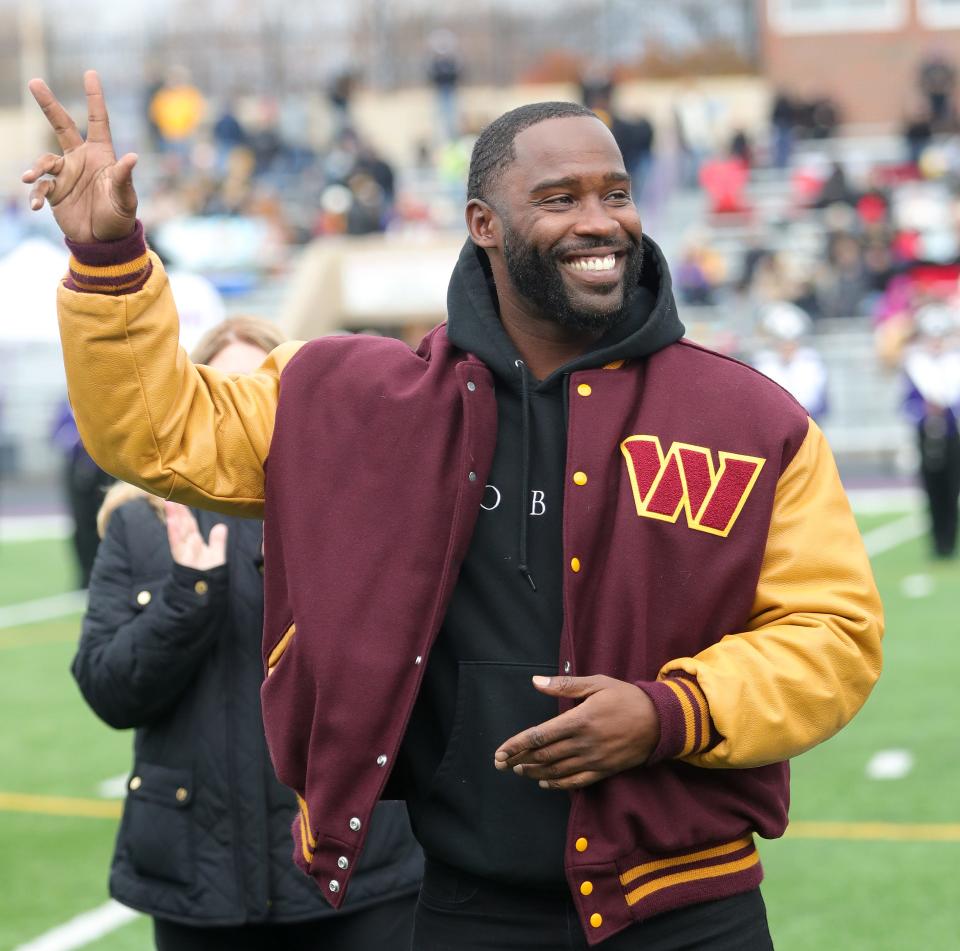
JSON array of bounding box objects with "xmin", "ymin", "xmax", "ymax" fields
[{"xmin": 56, "ymin": 229, "xmax": 883, "ymax": 946}]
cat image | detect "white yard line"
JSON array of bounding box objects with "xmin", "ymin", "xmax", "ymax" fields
[
  {"xmin": 0, "ymin": 512, "xmax": 924, "ymax": 634},
  {"xmin": 0, "ymin": 515, "xmax": 72, "ymax": 542},
  {"xmin": 846, "ymin": 486, "xmax": 923, "ymax": 514},
  {"xmin": 861, "ymin": 512, "xmax": 926, "ymax": 557},
  {"xmin": 0, "ymin": 591, "xmax": 87, "ymax": 630},
  {"xmin": 12, "ymin": 901, "xmax": 140, "ymax": 951}
]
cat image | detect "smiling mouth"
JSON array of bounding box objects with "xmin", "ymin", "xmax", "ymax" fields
[{"xmin": 562, "ymin": 254, "xmax": 618, "ymax": 273}]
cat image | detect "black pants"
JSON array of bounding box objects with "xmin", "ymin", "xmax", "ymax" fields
[
  {"xmin": 918, "ymin": 422, "xmax": 960, "ymax": 558},
  {"xmin": 413, "ymin": 860, "xmax": 773, "ymax": 950},
  {"xmin": 153, "ymin": 892, "xmax": 416, "ymax": 951}
]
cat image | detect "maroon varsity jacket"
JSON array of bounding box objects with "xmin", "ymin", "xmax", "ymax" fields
[{"xmin": 258, "ymin": 326, "xmax": 879, "ymax": 945}]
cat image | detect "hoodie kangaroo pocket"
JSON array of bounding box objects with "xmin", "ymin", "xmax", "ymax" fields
[{"xmin": 425, "ymin": 660, "xmax": 570, "ymax": 883}]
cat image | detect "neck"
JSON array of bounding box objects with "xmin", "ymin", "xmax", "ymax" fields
[{"xmin": 496, "ymin": 290, "xmax": 604, "ymax": 381}]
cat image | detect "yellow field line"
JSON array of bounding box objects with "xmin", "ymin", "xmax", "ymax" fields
[
  {"xmin": 1, "ymin": 793, "xmax": 957, "ymax": 845},
  {"xmin": 786, "ymin": 821, "xmax": 960, "ymax": 842},
  {"xmin": 0, "ymin": 792, "xmax": 122, "ymax": 819},
  {"xmin": 0, "ymin": 633, "xmax": 76, "ymax": 651}
]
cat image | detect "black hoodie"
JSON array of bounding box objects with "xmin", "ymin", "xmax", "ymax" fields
[{"xmin": 396, "ymin": 235, "xmax": 685, "ymax": 886}]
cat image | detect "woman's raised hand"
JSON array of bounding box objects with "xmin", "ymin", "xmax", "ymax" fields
[{"xmin": 164, "ymin": 502, "xmax": 229, "ymax": 571}]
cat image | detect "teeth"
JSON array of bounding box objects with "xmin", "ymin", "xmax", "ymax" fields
[{"xmin": 565, "ymin": 255, "xmax": 616, "ymax": 272}]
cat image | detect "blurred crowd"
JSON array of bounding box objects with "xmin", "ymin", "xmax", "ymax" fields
[{"xmin": 2, "ymin": 50, "xmax": 959, "ymax": 566}]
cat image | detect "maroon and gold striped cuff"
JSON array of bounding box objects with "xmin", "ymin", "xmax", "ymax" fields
[
  {"xmin": 64, "ymin": 220, "xmax": 152, "ymax": 295},
  {"xmin": 635, "ymin": 674, "xmax": 718, "ymax": 764}
]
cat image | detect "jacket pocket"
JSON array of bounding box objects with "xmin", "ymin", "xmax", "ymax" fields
[
  {"xmin": 266, "ymin": 622, "xmax": 296, "ymax": 676},
  {"xmin": 121, "ymin": 761, "xmax": 194, "ymax": 885}
]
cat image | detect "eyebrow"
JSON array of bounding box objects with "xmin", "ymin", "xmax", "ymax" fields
[{"xmin": 529, "ymin": 171, "xmax": 631, "ymax": 193}]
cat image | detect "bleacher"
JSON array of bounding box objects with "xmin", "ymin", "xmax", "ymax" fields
[{"xmin": 670, "ymin": 132, "xmax": 919, "ymax": 478}]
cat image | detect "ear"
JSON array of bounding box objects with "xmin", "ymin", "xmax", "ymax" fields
[{"xmin": 465, "ymin": 198, "xmax": 500, "ymax": 249}]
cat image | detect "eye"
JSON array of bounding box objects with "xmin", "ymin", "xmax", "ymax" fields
[
  {"xmin": 539, "ymin": 195, "xmax": 575, "ymax": 208},
  {"xmin": 606, "ymin": 189, "xmax": 632, "ymax": 204}
]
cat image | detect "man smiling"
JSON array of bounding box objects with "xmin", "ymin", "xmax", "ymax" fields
[
  {"xmin": 28, "ymin": 75, "xmax": 883, "ymax": 950},
  {"xmin": 472, "ymin": 111, "xmax": 645, "ymax": 343}
]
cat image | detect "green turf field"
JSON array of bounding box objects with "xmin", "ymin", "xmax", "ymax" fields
[{"xmin": 0, "ymin": 512, "xmax": 956, "ymax": 950}]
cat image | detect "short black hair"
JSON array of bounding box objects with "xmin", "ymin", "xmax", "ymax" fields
[{"xmin": 467, "ymin": 101, "xmax": 598, "ymax": 202}]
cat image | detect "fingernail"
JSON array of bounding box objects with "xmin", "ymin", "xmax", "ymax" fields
[
  {"xmin": 532, "ymin": 676, "xmax": 550, "ymax": 686},
  {"xmin": 31, "ymin": 199, "xmax": 41, "ymax": 209},
  {"xmin": 538, "ymin": 780, "xmax": 550, "ymax": 789},
  {"xmin": 513, "ymin": 764, "xmax": 524, "ymax": 775},
  {"xmin": 494, "ymin": 759, "xmax": 506, "ymax": 770}
]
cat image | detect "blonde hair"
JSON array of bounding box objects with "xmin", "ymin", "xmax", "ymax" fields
[
  {"xmin": 190, "ymin": 315, "xmax": 287, "ymax": 365},
  {"xmin": 97, "ymin": 482, "xmax": 164, "ymax": 539},
  {"xmin": 97, "ymin": 317, "xmax": 286, "ymax": 537}
]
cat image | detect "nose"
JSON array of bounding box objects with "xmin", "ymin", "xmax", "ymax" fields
[{"xmin": 572, "ymin": 195, "xmax": 622, "ymax": 239}]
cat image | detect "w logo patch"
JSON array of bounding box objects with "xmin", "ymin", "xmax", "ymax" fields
[{"xmin": 620, "ymin": 436, "xmax": 765, "ymax": 538}]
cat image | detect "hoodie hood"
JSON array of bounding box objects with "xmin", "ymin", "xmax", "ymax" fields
[{"xmin": 446, "ymin": 233, "xmax": 685, "ymax": 389}]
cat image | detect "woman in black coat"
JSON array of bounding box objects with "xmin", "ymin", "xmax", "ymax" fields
[{"xmin": 72, "ymin": 318, "xmax": 422, "ymax": 951}]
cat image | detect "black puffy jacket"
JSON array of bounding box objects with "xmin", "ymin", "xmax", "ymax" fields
[{"xmin": 72, "ymin": 498, "xmax": 422, "ymax": 925}]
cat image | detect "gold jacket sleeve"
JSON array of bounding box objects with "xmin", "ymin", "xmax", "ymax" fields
[
  {"xmin": 660, "ymin": 418, "xmax": 884, "ymax": 768},
  {"xmin": 56, "ymin": 253, "xmax": 303, "ymax": 518}
]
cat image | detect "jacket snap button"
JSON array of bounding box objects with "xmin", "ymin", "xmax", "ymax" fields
[
  {"xmin": 590, "ymin": 913, "xmax": 603, "ymax": 928},
  {"xmin": 377, "ymin": 754, "xmax": 388, "ymax": 767},
  {"xmin": 573, "ymin": 471, "xmax": 588, "ymax": 485},
  {"xmin": 577, "ymin": 383, "xmax": 592, "ymax": 397},
  {"xmin": 129, "ymin": 776, "xmax": 142, "ymax": 791},
  {"xmin": 563, "ymin": 661, "xmax": 571, "ymax": 674},
  {"xmin": 349, "ymin": 817, "xmax": 362, "ymax": 832},
  {"xmin": 175, "ymin": 787, "xmax": 188, "ymax": 802},
  {"xmin": 136, "ymin": 590, "xmax": 151, "ymax": 606},
  {"xmin": 466, "ymin": 381, "xmax": 476, "ymax": 392},
  {"xmin": 570, "ymin": 558, "xmax": 581, "ymax": 573},
  {"xmin": 468, "ymin": 471, "xmax": 477, "ymax": 482},
  {"xmin": 338, "ymin": 856, "xmax": 349, "ymax": 870},
  {"xmin": 580, "ymin": 881, "xmax": 594, "ymax": 896},
  {"xmin": 194, "ymin": 580, "xmax": 209, "ymax": 595},
  {"xmin": 329, "ymin": 880, "xmax": 340, "ymax": 893},
  {"xmin": 415, "ymin": 655, "xmax": 422, "ymax": 665},
  {"xmin": 575, "ymin": 836, "xmax": 588, "ymax": 852}
]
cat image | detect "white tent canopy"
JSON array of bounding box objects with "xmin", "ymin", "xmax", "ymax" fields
[
  {"xmin": 0, "ymin": 238, "xmax": 69, "ymax": 345},
  {"xmin": 0, "ymin": 237, "xmax": 227, "ymax": 351}
]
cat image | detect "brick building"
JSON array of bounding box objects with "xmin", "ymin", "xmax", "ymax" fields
[{"xmin": 761, "ymin": 0, "xmax": 960, "ymax": 126}]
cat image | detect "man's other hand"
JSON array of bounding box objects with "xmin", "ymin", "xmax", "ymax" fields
[
  {"xmin": 23, "ymin": 70, "xmax": 138, "ymax": 242},
  {"xmin": 493, "ymin": 675, "xmax": 660, "ymax": 790}
]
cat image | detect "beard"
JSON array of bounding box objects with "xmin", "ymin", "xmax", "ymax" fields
[{"xmin": 501, "ymin": 225, "xmax": 644, "ymax": 333}]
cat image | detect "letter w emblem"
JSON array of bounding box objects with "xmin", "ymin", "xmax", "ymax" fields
[{"xmin": 620, "ymin": 436, "xmax": 765, "ymax": 537}]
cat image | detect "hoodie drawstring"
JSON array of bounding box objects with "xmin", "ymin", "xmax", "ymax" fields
[{"xmin": 515, "ymin": 359, "xmax": 537, "ymax": 592}]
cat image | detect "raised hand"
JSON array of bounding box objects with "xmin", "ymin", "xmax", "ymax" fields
[
  {"xmin": 164, "ymin": 502, "xmax": 229, "ymax": 571},
  {"xmin": 22, "ymin": 70, "xmax": 138, "ymax": 242},
  {"xmin": 493, "ymin": 674, "xmax": 660, "ymax": 790}
]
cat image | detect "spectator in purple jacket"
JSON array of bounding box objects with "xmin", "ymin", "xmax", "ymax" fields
[{"xmin": 902, "ymin": 303, "xmax": 960, "ymax": 557}]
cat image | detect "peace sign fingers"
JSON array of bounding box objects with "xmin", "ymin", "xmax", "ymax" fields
[
  {"xmin": 27, "ymin": 78, "xmax": 84, "ymax": 152},
  {"xmin": 83, "ymin": 69, "xmax": 114, "ymax": 147}
]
